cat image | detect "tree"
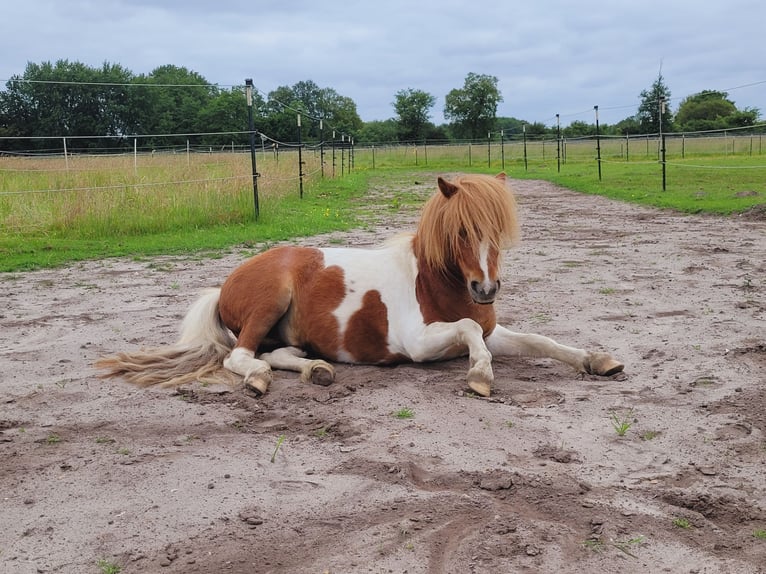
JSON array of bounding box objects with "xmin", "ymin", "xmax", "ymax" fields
[
  {"xmin": 393, "ymin": 88, "xmax": 435, "ymax": 141},
  {"xmin": 263, "ymin": 82, "xmax": 362, "ymax": 143},
  {"xmin": 0, "ymin": 59, "xmax": 137, "ymax": 150},
  {"xmin": 444, "ymin": 73, "xmax": 503, "ymax": 139},
  {"xmin": 138, "ymin": 65, "xmax": 216, "ymax": 147},
  {"xmin": 356, "ymin": 119, "xmax": 400, "ymax": 144},
  {"xmin": 636, "ymin": 73, "xmax": 673, "ymax": 134},
  {"xmin": 675, "ymin": 90, "xmax": 760, "ymax": 132}
]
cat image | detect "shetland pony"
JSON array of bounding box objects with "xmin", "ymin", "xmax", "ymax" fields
[{"xmin": 96, "ymin": 173, "xmax": 623, "ymax": 397}]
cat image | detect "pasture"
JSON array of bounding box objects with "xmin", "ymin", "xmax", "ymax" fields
[
  {"xmin": 1, "ymin": 172, "xmax": 764, "ymax": 573},
  {"xmin": 2, "ymin": 136, "xmax": 765, "ymax": 271}
]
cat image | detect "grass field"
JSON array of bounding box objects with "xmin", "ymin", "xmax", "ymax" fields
[{"xmin": 1, "ymin": 138, "xmax": 764, "ymax": 271}]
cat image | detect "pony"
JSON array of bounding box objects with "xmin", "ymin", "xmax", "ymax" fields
[{"xmin": 96, "ymin": 173, "xmax": 623, "ymax": 397}]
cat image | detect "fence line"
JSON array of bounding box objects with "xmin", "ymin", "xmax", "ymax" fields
[{"xmin": 2, "ymin": 125, "xmax": 766, "ymax": 235}]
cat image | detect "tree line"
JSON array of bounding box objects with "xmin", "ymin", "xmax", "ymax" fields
[{"xmin": 0, "ymin": 60, "xmax": 761, "ymax": 152}]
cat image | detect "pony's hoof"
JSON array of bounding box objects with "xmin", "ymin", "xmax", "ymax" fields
[
  {"xmin": 244, "ymin": 370, "xmax": 272, "ymax": 396},
  {"xmin": 586, "ymin": 353, "xmax": 624, "ymax": 377},
  {"xmin": 301, "ymin": 361, "xmax": 335, "ymax": 386},
  {"xmin": 467, "ymin": 362, "xmax": 493, "ymax": 397},
  {"xmin": 468, "ymin": 380, "xmax": 491, "ymax": 397}
]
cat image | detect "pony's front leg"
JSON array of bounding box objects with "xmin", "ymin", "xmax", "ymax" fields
[
  {"xmin": 409, "ymin": 318, "xmax": 494, "ymax": 397},
  {"xmin": 223, "ymin": 347, "xmax": 273, "ymax": 395},
  {"xmin": 485, "ymin": 325, "xmax": 624, "ymax": 377}
]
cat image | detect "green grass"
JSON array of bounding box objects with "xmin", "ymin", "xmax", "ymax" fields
[
  {"xmin": 2, "ymin": 141, "xmax": 764, "ymax": 272},
  {"xmin": 672, "ymin": 517, "xmax": 692, "ymax": 529},
  {"xmin": 0, "ymin": 170, "xmax": 368, "ymax": 271},
  {"xmin": 394, "ymin": 407, "xmax": 415, "ymax": 419},
  {"xmin": 610, "ymin": 411, "xmax": 633, "ymax": 437},
  {"xmin": 511, "ymin": 155, "xmax": 765, "ymax": 215},
  {"xmin": 96, "ymin": 559, "xmax": 122, "ymax": 574}
]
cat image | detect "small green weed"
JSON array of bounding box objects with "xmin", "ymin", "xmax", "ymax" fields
[
  {"xmin": 610, "ymin": 411, "xmax": 633, "ymax": 437},
  {"xmin": 582, "ymin": 538, "xmax": 604, "ymax": 553},
  {"xmin": 95, "ymin": 436, "xmax": 115, "ymax": 444},
  {"xmin": 394, "ymin": 407, "xmax": 415, "ymax": 419},
  {"xmin": 753, "ymin": 529, "xmax": 766, "ymax": 540},
  {"xmin": 270, "ymin": 434, "xmax": 286, "ymax": 463},
  {"xmin": 673, "ymin": 517, "xmax": 692, "ymax": 529},
  {"xmin": 116, "ymin": 447, "xmax": 131, "ymax": 456},
  {"xmin": 612, "ymin": 535, "xmax": 645, "ymax": 558},
  {"xmin": 640, "ymin": 430, "xmax": 660, "ymax": 441},
  {"xmin": 599, "ymin": 287, "xmax": 616, "ymax": 295},
  {"xmin": 96, "ymin": 559, "xmax": 122, "ymax": 574},
  {"xmin": 46, "ymin": 433, "xmax": 62, "ymax": 444}
]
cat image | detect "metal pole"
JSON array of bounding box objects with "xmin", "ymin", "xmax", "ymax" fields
[
  {"xmin": 556, "ymin": 114, "xmax": 561, "ymax": 173},
  {"xmin": 500, "ymin": 130, "xmax": 505, "ymax": 171},
  {"xmin": 332, "ymin": 130, "xmax": 336, "ymax": 177},
  {"xmin": 659, "ymin": 97, "xmax": 666, "ymax": 191},
  {"xmin": 522, "ymin": 124, "xmax": 528, "ymax": 171},
  {"xmin": 594, "ymin": 105, "xmax": 602, "ymax": 181},
  {"xmin": 245, "ymin": 78, "xmax": 259, "ymax": 219},
  {"xmin": 487, "ymin": 132, "xmax": 491, "ymax": 168},
  {"xmin": 297, "ymin": 114, "xmax": 304, "ymax": 198},
  {"xmin": 319, "ymin": 119, "xmax": 324, "ymax": 177}
]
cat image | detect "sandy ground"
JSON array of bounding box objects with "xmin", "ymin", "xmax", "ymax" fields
[{"xmin": 1, "ymin": 176, "xmax": 765, "ymax": 574}]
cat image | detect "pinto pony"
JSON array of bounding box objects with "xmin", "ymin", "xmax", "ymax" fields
[{"xmin": 97, "ymin": 173, "xmax": 623, "ymax": 397}]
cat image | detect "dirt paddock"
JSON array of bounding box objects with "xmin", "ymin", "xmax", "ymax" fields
[{"xmin": 1, "ymin": 177, "xmax": 764, "ymax": 573}]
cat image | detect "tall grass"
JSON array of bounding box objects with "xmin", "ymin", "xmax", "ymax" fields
[
  {"xmin": 0, "ymin": 149, "xmax": 324, "ymax": 238},
  {"xmin": 1, "ymin": 136, "xmax": 764, "ymax": 271}
]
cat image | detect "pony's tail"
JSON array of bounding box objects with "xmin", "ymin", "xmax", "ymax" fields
[{"xmin": 95, "ymin": 288, "xmax": 235, "ymax": 388}]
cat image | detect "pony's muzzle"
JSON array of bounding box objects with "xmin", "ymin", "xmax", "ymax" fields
[{"xmin": 470, "ymin": 279, "xmax": 500, "ymax": 304}]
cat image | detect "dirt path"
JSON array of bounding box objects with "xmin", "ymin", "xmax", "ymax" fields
[{"xmin": 1, "ymin": 177, "xmax": 764, "ymax": 573}]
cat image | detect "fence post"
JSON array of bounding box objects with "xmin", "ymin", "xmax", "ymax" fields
[
  {"xmin": 556, "ymin": 114, "xmax": 561, "ymax": 173},
  {"xmin": 342, "ymin": 135, "xmax": 347, "ymax": 176},
  {"xmin": 659, "ymin": 97, "xmax": 666, "ymax": 191},
  {"xmin": 245, "ymin": 78, "xmax": 259, "ymax": 219},
  {"xmin": 522, "ymin": 124, "xmax": 528, "ymax": 172},
  {"xmin": 487, "ymin": 132, "xmax": 491, "ymax": 168},
  {"xmin": 319, "ymin": 119, "xmax": 325, "ymax": 177},
  {"xmin": 63, "ymin": 137, "xmax": 69, "ymax": 171},
  {"xmin": 594, "ymin": 105, "xmax": 602, "ymax": 181},
  {"xmin": 133, "ymin": 137, "xmax": 138, "ymax": 176},
  {"xmin": 500, "ymin": 130, "xmax": 505, "ymax": 171},
  {"xmin": 332, "ymin": 131, "xmax": 336, "ymax": 177},
  {"xmin": 297, "ymin": 114, "xmax": 304, "ymax": 199}
]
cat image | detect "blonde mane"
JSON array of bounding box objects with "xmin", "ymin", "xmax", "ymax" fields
[{"xmin": 415, "ymin": 174, "xmax": 519, "ymax": 270}]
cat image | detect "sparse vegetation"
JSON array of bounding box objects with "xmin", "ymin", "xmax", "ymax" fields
[
  {"xmin": 96, "ymin": 559, "xmax": 122, "ymax": 574},
  {"xmin": 640, "ymin": 430, "xmax": 660, "ymax": 441},
  {"xmin": 582, "ymin": 538, "xmax": 604, "ymax": 553},
  {"xmin": 673, "ymin": 517, "xmax": 692, "ymax": 529},
  {"xmin": 394, "ymin": 407, "xmax": 415, "ymax": 419},
  {"xmin": 271, "ymin": 434, "xmax": 286, "ymax": 463},
  {"xmin": 754, "ymin": 529, "xmax": 766, "ymax": 540},
  {"xmin": 610, "ymin": 411, "xmax": 633, "ymax": 437}
]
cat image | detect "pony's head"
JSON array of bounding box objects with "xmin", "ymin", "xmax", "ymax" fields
[{"xmin": 415, "ymin": 173, "xmax": 519, "ymax": 304}]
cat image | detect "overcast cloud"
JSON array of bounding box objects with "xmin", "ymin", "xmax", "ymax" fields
[{"xmin": 1, "ymin": 0, "xmax": 763, "ymax": 126}]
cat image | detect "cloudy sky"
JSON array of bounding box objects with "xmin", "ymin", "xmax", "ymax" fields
[{"xmin": 1, "ymin": 0, "xmax": 763, "ymax": 127}]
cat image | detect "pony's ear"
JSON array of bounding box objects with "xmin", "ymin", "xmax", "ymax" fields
[
  {"xmin": 495, "ymin": 172, "xmax": 507, "ymax": 181},
  {"xmin": 437, "ymin": 177, "xmax": 459, "ymax": 198}
]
